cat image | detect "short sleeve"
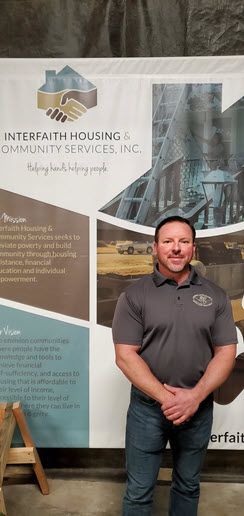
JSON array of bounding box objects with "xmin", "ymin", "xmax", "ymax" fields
[
  {"xmin": 112, "ymin": 291, "xmax": 144, "ymax": 345},
  {"xmin": 212, "ymin": 296, "xmax": 238, "ymax": 346}
]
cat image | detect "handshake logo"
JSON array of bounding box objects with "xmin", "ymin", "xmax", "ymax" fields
[{"xmin": 37, "ymin": 66, "xmax": 97, "ymax": 122}]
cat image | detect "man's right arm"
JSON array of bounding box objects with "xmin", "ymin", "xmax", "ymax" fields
[{"xmin": 115, "ymin": 343, "xmax": 174, "ymax": 405}]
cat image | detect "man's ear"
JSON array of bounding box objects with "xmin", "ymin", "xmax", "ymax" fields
[{"xmin": 153, "ymin": 242, "xmax": 157, "ymax": 256}]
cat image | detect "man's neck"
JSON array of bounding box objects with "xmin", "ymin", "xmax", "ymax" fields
[{"xmin": 158, "ymin": 265, "xmax": 191, "ymax": 285}]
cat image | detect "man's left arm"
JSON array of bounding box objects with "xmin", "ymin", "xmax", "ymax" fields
[{"xmin": 162, "ymin": 343, "xmax": 236, "ymax": 425}]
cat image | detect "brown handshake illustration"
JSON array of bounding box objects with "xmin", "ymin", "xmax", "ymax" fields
[
  {"xmin": 46, "ymin": 90, "xmax": 87, "ymax": 122},
  {"xmin": 37, "ymin": 66, "xmax": 97, "ymax": 123}
]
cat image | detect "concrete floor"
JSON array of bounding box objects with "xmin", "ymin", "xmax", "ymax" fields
[{"xmin": 2, "ymin": 470, "xmax": 244, "ymax": 516}]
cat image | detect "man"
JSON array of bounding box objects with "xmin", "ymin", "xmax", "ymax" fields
[{"xmin": 112, "ymin": 215, "xmax": 237, "ymax": 516}]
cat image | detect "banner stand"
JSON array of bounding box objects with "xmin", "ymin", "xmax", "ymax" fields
[{"xmin": 0, "ymin": 402, "xmax": 49, "ymax": 516}]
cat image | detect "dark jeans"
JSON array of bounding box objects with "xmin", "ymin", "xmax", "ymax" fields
[{"xmin": 123, "ymin": 386, "xmax": 213, "ymax": 516}]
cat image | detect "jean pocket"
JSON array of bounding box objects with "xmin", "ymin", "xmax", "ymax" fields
[{"xmin": 132, "ymin": 386, "xmax": 158, "ymax": 406}]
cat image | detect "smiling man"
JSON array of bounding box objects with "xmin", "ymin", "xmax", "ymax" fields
[{"xmin": 112, "ymin": 215, "xmax": 237, "ymax": 516}]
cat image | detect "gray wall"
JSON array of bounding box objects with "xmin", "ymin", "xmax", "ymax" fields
[{"xmin": 1, "ymin": 0, "xmax": 244, "ymax": 58}]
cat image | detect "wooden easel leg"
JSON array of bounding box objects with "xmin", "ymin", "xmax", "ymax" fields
[
  {"xmin": 12, "ymin": 403, "xmax": 49, "ymax": 495},
  {"xmin": 0, "ymin": 403, "xmax": 17, "ymax": 515},
  {"xmin": 0, "ymin": 487, "xmax": 6, "ymax": 515}
]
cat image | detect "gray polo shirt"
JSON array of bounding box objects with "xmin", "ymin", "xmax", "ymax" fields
[{"xmin": 112, "ymin": 266, "xmax": 237, "ymax": 388}]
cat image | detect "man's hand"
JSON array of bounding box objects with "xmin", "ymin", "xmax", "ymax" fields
[{"xmin": 161, "ymin": 384, "xmax": 200, "ymax": 425}]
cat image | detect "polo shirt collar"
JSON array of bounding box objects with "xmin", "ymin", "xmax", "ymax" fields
[{"xmin": 152, "ymin": 264, "xmax": 202, "ymax": 287}]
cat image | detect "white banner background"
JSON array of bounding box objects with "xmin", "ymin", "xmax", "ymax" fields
[{"xmin": 0, "ymin": 57, "xmax": 243, "ymax": 448}]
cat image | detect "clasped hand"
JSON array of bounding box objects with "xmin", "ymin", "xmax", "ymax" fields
[{"xmin": 161, "ymin": 384, "xmax": 200, "ymax": 426}]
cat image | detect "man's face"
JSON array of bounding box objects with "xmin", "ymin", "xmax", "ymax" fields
[{"xmin": 154, "ymin": 221, "xmax": 195, "ymax": 277}]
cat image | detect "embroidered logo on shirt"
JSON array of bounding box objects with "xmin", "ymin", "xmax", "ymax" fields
[{"xmin": 193, "ymin": 294, "xmax": 213, "ymax": 307}]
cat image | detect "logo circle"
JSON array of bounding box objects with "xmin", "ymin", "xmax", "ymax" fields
[{"xmin": 193, "ymin": 294, "xmax": 213, "ymax": 307}]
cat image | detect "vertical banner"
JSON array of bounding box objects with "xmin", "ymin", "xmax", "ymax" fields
[{"xmin": 0, "ymin": 58, "xmax": 243, "ymax": 448}]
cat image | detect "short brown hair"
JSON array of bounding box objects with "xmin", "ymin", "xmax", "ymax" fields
[{"xmin": 154, "ymin": 216, "xmax": 196, "ymax": 243}]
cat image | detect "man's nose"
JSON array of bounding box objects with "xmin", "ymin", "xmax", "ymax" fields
[{"xmin": 172, "ymin": 242, "xmax": 181, "ymax": 253}]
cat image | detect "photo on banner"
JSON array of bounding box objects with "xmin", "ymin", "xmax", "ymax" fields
[{"xmin": 101, "ymin": 83, "xmax": 244, "ymax": 230}]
